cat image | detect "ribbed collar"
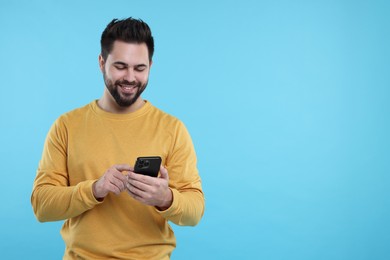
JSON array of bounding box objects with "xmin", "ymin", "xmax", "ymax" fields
[{"xmin": 89, "ymin": 99, "xmax": 152, "ymax": 120}]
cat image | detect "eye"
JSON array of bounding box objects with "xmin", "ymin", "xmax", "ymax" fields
[
  {"xmin": 135, "ymin": 66, "xmax": 147, "ymax": 72},
  {"xmin": 114, "ymin": 65, "xmax": 126, "ymax": 70}
]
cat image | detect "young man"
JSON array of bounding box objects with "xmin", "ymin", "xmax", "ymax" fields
[{"xmin": 31, "ymin": 18, "xmax": 204, "ymax": 259}]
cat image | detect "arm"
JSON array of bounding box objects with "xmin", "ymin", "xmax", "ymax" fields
[
  {"xmin": 126, "ymin": 164, "xmax": 204, "ymax": 226},
  {"xmin": 165, "ymin": 122, "xmax": 205, "ymax": 226},
  {"xmin": 31, "ymin": 118, "xmax": 129, "ymax": 222},
  {"xmin": 158, "ymin": 183, "xmax": 204, "ymax": 227},
  {"xmin": 31, "ymin": 178, "xmax": 100, "ymax": 222},
  {"xmin": 157, "ymin": 163, "xmax": 204, "ymax": 226},
  {"xmin": 32, "ymin": 164, "xmax": 130, "ymax": 222},
  {"xmin": 128, "ymin": 121, "xmax": 205, "ymax": 226},
  {"xmin": 31, "ymin": 118, "xmax": 101, "ymax": 222},
  {"xmin": 159, "ymin": 124, "xmax": 204, "ymax": 227}
]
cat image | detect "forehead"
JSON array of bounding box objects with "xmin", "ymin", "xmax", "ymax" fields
[{"xmin": 107, "ymin": 41, "xmax": 150, "ymax": 65}]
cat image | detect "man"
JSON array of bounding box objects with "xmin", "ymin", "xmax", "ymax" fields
[{"xmin": 31, "ymin": 17, "xmax": 205, "ymax": 259}]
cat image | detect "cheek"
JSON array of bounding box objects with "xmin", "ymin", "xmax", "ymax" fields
[
  {"xmin": 136, "ymin": 72, "xmax": 149, "ymax": 82},
  {"xmin": 108, "ymin": 71, "xmax": 125, "ymax": 82}
]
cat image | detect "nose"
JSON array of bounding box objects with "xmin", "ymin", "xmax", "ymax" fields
[{"xmin": 124, "ymin": 68, "xmax": 136, "ymax": 83}]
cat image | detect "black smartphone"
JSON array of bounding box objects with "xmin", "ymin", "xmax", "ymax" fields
[{"xmin": 134, "ymin": 156, "xmax": 162, "ymax": 177}]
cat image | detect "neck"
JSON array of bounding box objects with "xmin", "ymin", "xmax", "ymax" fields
[{"xmin": 97, "ymin": 95, "xmax": 145, "ymax": 114}]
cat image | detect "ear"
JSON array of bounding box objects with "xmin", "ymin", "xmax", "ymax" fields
[
  {"xmin": 149, "ymin": 59, "xmax": 153, "ymax": 69},
  {"xmin": 98, "ymin": 55, "xmax": 105, "ymax": 73}
]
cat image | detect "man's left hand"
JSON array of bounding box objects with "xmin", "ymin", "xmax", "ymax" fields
[{"xmin": 126, "ymin": 166, "xmax": 173, "ymax": 210}]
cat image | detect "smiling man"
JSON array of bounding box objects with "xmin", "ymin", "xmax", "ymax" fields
[
  {"xmin": 99, "ymin": 40, "xmax": 150, "ymax": 112},
  {"xmin": 31, "ymin": 18, "xmax": 204, "ymax": 259}
]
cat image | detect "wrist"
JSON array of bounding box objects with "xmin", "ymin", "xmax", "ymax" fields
[
  {"xmin": 157, "ymin": 188, "xmax": 173, "ymax": 211},
  {"xmin": 92, "ymin": 181, "xmax": 104, "ymax": 201}
]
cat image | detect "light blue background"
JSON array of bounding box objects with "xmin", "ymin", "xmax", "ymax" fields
[{"xmin": 1, "ymin": 0, "xmax": 389, "ymax": 259}]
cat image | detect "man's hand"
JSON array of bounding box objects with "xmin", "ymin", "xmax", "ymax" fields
[
  {"xmin": 93, "ymin": 164, "xmax": 132, "ymax": 200},
  {"xmin": 126, "ymin": 166, "xmax": 173, "ymax": 210}
]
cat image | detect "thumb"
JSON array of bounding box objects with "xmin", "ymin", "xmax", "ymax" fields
[{"xmin": 159, "ymin": 165, "xmax": 169, "ymax": 181}]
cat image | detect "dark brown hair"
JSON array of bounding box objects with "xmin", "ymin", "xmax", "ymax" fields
[{"xmin": 100, "ymin": 17, "xmax": 154, "ymax": 61}]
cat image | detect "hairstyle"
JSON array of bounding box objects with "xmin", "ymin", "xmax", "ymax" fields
[{"xmin": 100, "ymin": 17, "xmax": 154, "ymax": 61}]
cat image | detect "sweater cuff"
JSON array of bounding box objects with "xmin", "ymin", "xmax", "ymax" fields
[
  {"xmin": 80, "ymin": 179, "xmax": 104, "ymax": 207},
  {"xmin": 156, "ymin": 188, "xmax": 180, "ymax": 217}
]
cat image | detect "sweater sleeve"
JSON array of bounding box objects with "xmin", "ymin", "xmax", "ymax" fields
[
  {"xmin": 31, "ymin": 117, "xmax": 101, "ymax": 222},
  {"xmin": 157, "ymin": 121, "xmax": 205, "ymax": 226}
]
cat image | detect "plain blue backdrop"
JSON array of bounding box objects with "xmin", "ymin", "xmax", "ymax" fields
[{"xmin": 1, "ymin": 0, "xmax": 389, "ymax": 259}]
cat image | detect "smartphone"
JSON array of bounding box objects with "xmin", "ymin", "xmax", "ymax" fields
[{"xmin": 134, "ymin": 156, "xmax": 162, "ymax": 177}]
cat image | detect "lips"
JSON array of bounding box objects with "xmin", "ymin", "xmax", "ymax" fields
[{"xmin": 118, "ymin": 84, "xmax": 137, "ymax": 95}]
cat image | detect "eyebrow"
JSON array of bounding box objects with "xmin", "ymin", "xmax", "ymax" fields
[
  {"xmin": 113, "ymin": 61, "xmax": 148, "ymax": 68},
  {"xmin": 113, "ymin": 61, "xmax": 128, "ymax": 67}
]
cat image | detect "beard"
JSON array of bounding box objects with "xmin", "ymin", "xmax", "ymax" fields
[{"xmin": 103, "ymin": 72, "xmax": 148, "ymax": 107}]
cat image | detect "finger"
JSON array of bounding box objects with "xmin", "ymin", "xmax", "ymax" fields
[
  {"xmin": 100, "ymin": 177, "xmax": 121, "ymax": 195},
  {"xmin": 115, "ymin": 180, "xmax": 126, "ymax": 192},
  {"xmin": 108, "ymin": 173, "xmax": 127, "ymax": 191},
  {"xmin": 108, "ymin": 182, "xmax": 123, "ymax": 195},
  {"xmin": 112, "ymin": 170, "xmax": 128, "ymax": 182},
  {"xmin": 127, "ymin": 182, "xmax": 148, "ymax": 198},
  {"xmin": 127, "ymin": 171, "xmax": 153, "ymax": 184},
  {"xmin": 127, "ymin": 178, "xmax": 151, "ymax": 192},
  {"xmin": 126, "ymin": 189, "xmax": 149, "ymax": 205},
  {"xmin": 113, "ymin": 164, "xmax": 133, "ymax": 172},
  {"xmin": 159, "ymin": 166, "xmax": 169, "ymax": 181}
]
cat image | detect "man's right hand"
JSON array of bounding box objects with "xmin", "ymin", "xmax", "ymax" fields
[{"xmin": 92, "ymin": 164, "xmax": 132, "ymax": 200}]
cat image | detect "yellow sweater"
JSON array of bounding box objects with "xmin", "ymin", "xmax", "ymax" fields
[{"xmin": 31, "ymin": 100, "xmax": 204, "ymax": 259}]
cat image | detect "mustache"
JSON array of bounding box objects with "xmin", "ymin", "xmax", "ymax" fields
[{"xmin": 116, "ymin": 80, "xmax": 139, "ymax": 87}]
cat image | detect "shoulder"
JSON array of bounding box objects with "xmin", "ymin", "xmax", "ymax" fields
[
  {"xmin": 54, "ymin": 102, "xmax": 93, "ymax": 127},
  {"xmin": 147, "ymin": 103, "xmax": 193, "ymax": 144},
  {"xmin": 148, "ymin": 103, "xmax": 185, "ymax": 128}
]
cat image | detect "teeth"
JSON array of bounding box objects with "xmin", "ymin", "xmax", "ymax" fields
[{"xmin": 121, "ymin": 85, "xmax": 134, "ymax": 90}]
